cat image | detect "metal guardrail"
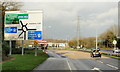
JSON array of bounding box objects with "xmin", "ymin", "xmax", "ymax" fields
[
  {"xmin": 102, "ymin": 52, "xmax": 120, "ymax": 57},
  {"xmin": 79, "ymin": 48, "xmax": 120, "ymax": 57}
]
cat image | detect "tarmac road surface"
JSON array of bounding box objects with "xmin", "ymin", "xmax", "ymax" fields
[{"xmin": 33, "ymin": 50, "xmax": 120, "ymax": 72}]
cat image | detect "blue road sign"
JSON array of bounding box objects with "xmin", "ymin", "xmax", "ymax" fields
[
  {"xmin": 28, "ymin": 31, "xmax": 42, "ymax": 40},
  {"xmin": 5, "ymin": 27, "xmax": 17, "ymax": 33}
]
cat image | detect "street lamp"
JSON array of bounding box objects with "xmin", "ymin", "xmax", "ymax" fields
[
  {"xmin": 77, "ymin": 16, "xmax": 80, "ymax": 49},
  {"xmin": 96, "ymin": 28, "xmax": 98, "ymax": 50}
]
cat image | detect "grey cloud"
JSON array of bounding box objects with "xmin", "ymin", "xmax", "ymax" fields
[{"xmin": 22, "ymin": 2, "xmax": 118, "ymax": 40}]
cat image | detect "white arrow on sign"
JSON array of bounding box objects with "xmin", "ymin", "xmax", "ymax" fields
[{"xmin": 38, "ymin": 33, "xmax": 41, "ymax": 37}]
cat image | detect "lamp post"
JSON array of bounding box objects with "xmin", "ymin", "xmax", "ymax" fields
[
  {"xmin": 77, "ymin": 16, "xmax": 80, "ymax": 49},
  {"xmin": 96, "ymin": 29, "xmax": 98, "ymax": 50}
]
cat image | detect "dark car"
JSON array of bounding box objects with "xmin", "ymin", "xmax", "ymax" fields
[{"xmin": 90, "ymin": 49, "xmax": 101, "ymax": 58}]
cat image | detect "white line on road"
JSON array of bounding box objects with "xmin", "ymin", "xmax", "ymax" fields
[
  {"xmin": 96, "ymin": 60, "xmax": 118, "ymax": 70},
  {"xmin": 97, "ymin": 60, "xmax": 103, "ymax": 63},
  {"xmin": 66, "ymin": 59, "xmax": 72, "ymax": 72},
  {"xmin": 91, "ymin": 67, "xmax": 103, "ymax": 72},
  {"xmin": 106, "ymin": 64, "xmax": 118, "ymax": 69}
]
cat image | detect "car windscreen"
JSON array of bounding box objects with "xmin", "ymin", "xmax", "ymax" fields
[{"xmin": 92, "ymin": 50, "xmax": 100, "ymax": 52}]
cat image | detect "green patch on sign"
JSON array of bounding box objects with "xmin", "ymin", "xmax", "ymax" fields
[{"xmin": 5, "ymin": 14, "xmax": 28, "ymax": 24}]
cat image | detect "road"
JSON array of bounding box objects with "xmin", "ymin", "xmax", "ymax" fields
[{"xmin": 33, "ymin": 50, "xmax": 120, "ymax": 72}]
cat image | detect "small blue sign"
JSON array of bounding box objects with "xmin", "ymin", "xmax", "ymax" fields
[
  {"xmin": 18, "ymin": 16, "xmax": 28, "ymax": 19},
  {"xmin": 5, "ymin": 27, "xmax": 17, "ymax": 33},
  {"xmin": 28, "ymin": 31, "xmax": 42, "ymax": 40}
]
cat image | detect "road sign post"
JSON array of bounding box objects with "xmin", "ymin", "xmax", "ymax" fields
[
  {"xmin": 4, "ymin": 11, "xmax": 43, "ymax": 56},
  {"xmin": 22, "ymin": 40, "xmax": 24, "ymax": 55},
  {"xmin": 4, "ymin": 11, "xmax": 43, "ymax": 40},
  {"xmin": 35, "ymin": 45, "xmax": 37, "ymax": 56},
  {"xmin": 113, "ymin": 40, "xmax": 117, "ymax": 49},
  {"xmin": 34, "ymin": 40, "xmax": 38, "ymax": 56},
  {"xmin": 9, "ymin": 40, "xmax": 12, "ymax": 55}
]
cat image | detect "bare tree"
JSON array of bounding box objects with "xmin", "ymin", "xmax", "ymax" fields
[
  {"xmin": 0, "ymin": 1, "xmax": 23, "ymax": 60},
  {"xmin": 1, "ymin": 1, "xmax": 23, "ymax": 40},
  {"xmin": 99, "ymin": 25, "xmax": 117, "ymax": 48},
  {"xmin": 109, "ymin": 24, "xmax": 118, "ymax": 37}
]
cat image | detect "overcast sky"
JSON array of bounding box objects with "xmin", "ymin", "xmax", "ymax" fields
[{"xmin": 21, "ymin": 1, "xmax": 118, "ymax": 40}]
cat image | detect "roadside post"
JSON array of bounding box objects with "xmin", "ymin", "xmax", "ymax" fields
[
  {"xmin": 34, "ymin": 40, "xmax": 38, "ymax": 56},
  {"xmin": 113, "ymin": 40, "xmax": 117, "ymax": 49},
  {"xmin": 9, "ymin": 40, "xmax": 12, "ymax": 55},
  {"xmin": 22, "ymin": 40, "xmax": 24, "ymax": 55}
]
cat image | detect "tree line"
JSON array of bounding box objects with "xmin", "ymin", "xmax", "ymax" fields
[{"xmin": 68, "ymin": 25, "xmax": 119, "ymax": 49}]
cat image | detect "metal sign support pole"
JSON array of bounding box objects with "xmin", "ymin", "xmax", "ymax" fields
[
  {"xmin": 9, "ymin": 40, "xmax": 12, "ymax": 55},
  {"xmin": 44, "ymin": 45, "xmax": 45, "ymax": 52},
  {"xmin": 114, "ymin": 44, "xmax": 116, "ymax": 49},
  {"xmin": 22, "ymin": 40, "xmax": 24, "ymax": 55},
  {"xmin": 35, "ymin": 44, "xmax": 37, "ymax": 56}
]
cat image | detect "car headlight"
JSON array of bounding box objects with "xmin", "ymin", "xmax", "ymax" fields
[{"xmin": 93, "ymin": 53, "xmax": 96, "ymax": 54}]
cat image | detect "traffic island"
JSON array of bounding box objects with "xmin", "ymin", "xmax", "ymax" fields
[{"xmin": 2, "ymin": 50, "xmax": 49, "ymax": 72}]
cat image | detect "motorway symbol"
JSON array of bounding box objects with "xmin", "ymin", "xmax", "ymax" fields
[
  {"xmin": 5, "ymin": 27, "xmax": 17, "ymax": 33},
  {"xmin": 18, "ymin": 20, "xmax": 36, "ymax": 40}
]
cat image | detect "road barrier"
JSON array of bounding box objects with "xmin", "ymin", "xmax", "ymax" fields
[
  {"xmin": 79, "ymin": 48, "xmax": 120, "ymax": 57},
  {"xmin": 102, "ymin": 52, "xmax": 120, "ymax": 57}
]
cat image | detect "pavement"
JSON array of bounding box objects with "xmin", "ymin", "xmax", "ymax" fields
[{"xmin": 33, "ymin": 50, "xmax": 120, "ymax": 72}]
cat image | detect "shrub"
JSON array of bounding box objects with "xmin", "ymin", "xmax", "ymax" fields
[
  {"xmin": 2, "ymin": 41, "xmax": 10, "ymax": 61},
  {"xmin": 12, "ymin": 48, "xmax": 22, "ymax": 54}
]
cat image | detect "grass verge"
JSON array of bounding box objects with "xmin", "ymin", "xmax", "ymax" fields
[
  {"xmin": 102, "ymin": 54, "xmax": 120, "ymax": 59},
  {"xmin": 100, "ymin": 48, "xmax": 114, "ymax": 50},
  {"xmin": 2, "ymin": 50, "xmax": 49, "ymax": 72}
]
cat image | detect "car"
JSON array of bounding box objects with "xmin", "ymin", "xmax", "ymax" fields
[
  {"xmin": 113, "ymin": 48, "xmax": 120, "ymax": 53},
  {"xmin": 90, "ymin": 49, "xmax": 101, "ymax": 58}
]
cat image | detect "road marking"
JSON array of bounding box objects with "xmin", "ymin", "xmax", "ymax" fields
[
  {"xmin": 91, "ymin": 67, "xmax": 103, "ymax": 72},
  {"xmin": 106, "ymin": 64, "xmax": 118, "ymax": 69},
  {"xmin": 97, "ymin": 60, "xmax": 103, "ymax": 63},
  {"xmin": 95, "ymin": 60, "xmax": 119, "ymax": 70},
  {"xmin": 96, "ymin": 60, "xmax": 118, "ymax": 70},
  {"xmin": 66, "ymin": 59, "xmax": 72, "ymax": 72}
]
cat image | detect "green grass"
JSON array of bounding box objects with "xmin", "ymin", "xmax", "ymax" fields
[
  {"xmin": 100, "ymin": 48, "xmax": 114, "ymax": 50},
  {"xmin": 2, "ymin": 50, "xmax": 49, "ymax": 72},
  {"xmin": 65, "ymin": 47, "xmax": 73, "ymax": 49}
]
